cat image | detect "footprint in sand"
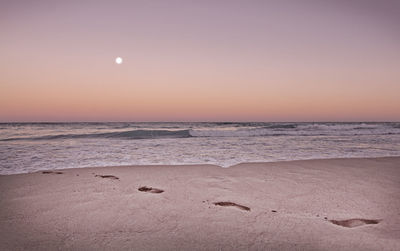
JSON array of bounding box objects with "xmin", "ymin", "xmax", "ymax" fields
[
  {"xmin": 42, "ymin": 171, "xmax": 63, "ymax": 174},
  {"xmin": 213, "ymin": 201, "xmax": 251, "ymax": 211},
  {"xmin": 95, "ymin": 175, "xmax": 119, "ymax": 180},
  {"xmin": 329, "ymin": 218, "xmax": 381, "ymax": 228},
  {"xmin": 138, "ymin": 186, "xmax": 164, "ymax": 194}
]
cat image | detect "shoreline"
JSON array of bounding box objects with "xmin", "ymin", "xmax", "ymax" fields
[
  {"xmin": 1, "ymin": 157, "xmax": 399, "ymax": 250},
  {"xmin": 2, "ymin": 156, "xmax": 400, "ymax": 176}
]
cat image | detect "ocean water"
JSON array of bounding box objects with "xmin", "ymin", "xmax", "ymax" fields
[{"xmin": 1, "ymin": 122, "xmax": 400, "ymax": 175}]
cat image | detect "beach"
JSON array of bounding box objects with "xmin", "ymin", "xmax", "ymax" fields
[
  {"xmin": 1, "ymin": 157, "xmax": 399, "ymax": 250},
  {"xmin": 2, "ymin": 0, "xmax": 400, "ymax": 250}
]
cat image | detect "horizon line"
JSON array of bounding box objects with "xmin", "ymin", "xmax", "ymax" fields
[{"xmin": 1, "ymin": 121, "xmax": 399, "ymax": 124}]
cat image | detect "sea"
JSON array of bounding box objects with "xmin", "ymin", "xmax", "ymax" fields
[{"xmin": 1, "ymin": 122, "xmax": 400, "ymax": 175}]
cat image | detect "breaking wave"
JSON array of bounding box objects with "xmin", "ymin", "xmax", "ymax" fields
[{"xmin": 1, "ymin": 122, "xmax": 400, "ymax": 141}]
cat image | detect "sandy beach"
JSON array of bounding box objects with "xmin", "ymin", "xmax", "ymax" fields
[{"xmin": 1, "ymin": 157, "xmax": 399, "ymax": 250}]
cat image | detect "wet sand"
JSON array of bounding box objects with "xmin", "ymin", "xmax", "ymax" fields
[{"xmin": 1, "ymin": 157, "xmax": 399, "ymax": 250}]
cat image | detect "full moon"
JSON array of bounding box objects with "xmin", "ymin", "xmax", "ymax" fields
[{"xmin": 115, "ymin": 57, "xmax": 123, "ymax": 64}]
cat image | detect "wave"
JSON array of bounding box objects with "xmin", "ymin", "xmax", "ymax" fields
[
  {"xmin": 261, "ymin": 123, "xmax": 298, "ymax": 129},
  {"xmin": 1, "ymin": 123, "xmax": 400, "ymax": 141},
  {"xmin": 0, "ymin": 129, "xmax": 192, "ymax": 141},
  {"xmin": 189, "ymin": 124, "xmax": 400, "ymax": 137}
]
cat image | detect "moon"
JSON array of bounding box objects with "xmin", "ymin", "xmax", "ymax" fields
[{"xmin": 115, "ymin": 57, "xmax": 123, "ymax": 64}]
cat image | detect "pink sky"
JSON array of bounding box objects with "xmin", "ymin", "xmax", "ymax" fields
[{"xmin": 1, "ymin": 0, "xmax": 399, "ymax": 122}]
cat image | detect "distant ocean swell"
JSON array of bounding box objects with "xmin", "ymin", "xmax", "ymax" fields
[
  {"xmin": 0, "ymin": 129, "xmax": 192, "ymax": 141},
  {"xmin": 1, "ymin": 124, "xmax": 400, "ymax": 141}
]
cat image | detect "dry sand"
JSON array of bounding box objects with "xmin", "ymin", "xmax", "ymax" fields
[{"xmin": 1, "ymin": 157, "xmax": 399, "ymax": 250}]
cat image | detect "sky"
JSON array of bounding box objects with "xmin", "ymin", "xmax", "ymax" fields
[{"xmin": 1, "ymin": 0, "xmax": 399, "ymax": 122}]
